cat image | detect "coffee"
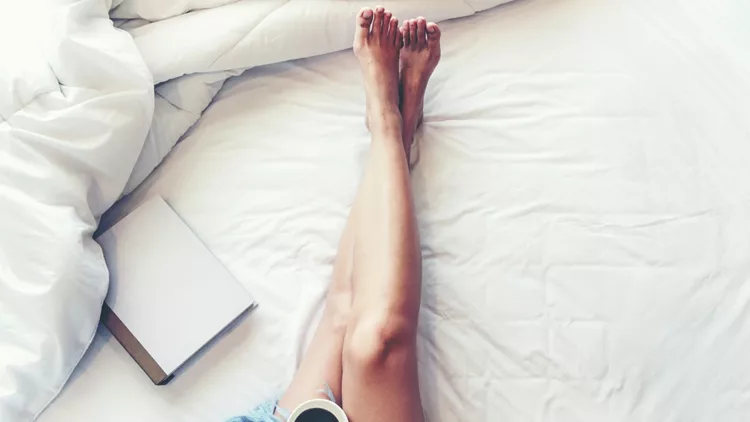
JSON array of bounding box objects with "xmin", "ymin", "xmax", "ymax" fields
[{"xmin": 296, "ymin": 408, "xmax": 339, "ymax": 422}]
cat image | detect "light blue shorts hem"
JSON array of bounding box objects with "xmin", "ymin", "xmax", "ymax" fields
[
  {"xmin": 226, "ymin": 398, "xmax": 282, "ymax": 422},
  {"xmin": 227, "ymin": 384, "xmax": 338, "ymax": 422}
]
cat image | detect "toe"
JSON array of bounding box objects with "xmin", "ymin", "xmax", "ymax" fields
[
  {"xmin": 383, "ymin": 11, "xmax": 392, "ymax": 39},
  {"xmin": 426, "ymin": 22, "xmax": 441, "ymax": 45},
  {"xmin": 395, "ymin": 25, "xmax": 403, "ymax": 47},
  {"xmin": 356, "ymin": 8, "xmax": 374, "ymax": 40},
  {"xmin": 417, "ymin": 17, "xmax": 427, "ymax": 48},
  {"xmin": 409, "ymin": 20, "xmax": 418, "ymax": 50},
  {"xmin": 401, "ymin": 23, "xmax": 410, "ymax": 47},
  {"xmin": 373, "ymin": 6, "xmax": 385, "ymax": 34},
  {"xmin": 389, "ymin": 17, "xmax": 399, "ymax": 43}
]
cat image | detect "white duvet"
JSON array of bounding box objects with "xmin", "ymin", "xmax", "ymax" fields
[
  {"xmin": 4, "ymin": 0, "xmax": 750, "ymax": 421},
  {"xmin": 0, "ymin": 1, "xmax": 152, "ymax": 420}
]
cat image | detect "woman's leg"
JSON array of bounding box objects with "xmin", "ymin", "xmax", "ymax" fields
[
  {"xmin": 274, "ymin": 6, "xmax": 400, "ymax": 417},
  {"xmin": 400, "ymin": 17, "xmax": 442, "ymax": 164},
  {"xmin": 339, "ymin": 7, "xmax": 437, "ymax": 422},
  {"xmin": 273, "ymin": 218, "xmax": 354, "ymax": 416},
  {"xmin": 276, "ymin": 7, "xmax": 439, "ymax": 421}
]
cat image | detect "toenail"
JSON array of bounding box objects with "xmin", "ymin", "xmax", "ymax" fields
[{"xmin": 363, "ymin": 10, "xmax": 372, "ymax": 18}]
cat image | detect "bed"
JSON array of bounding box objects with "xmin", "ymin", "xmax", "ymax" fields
[{"xmin": 21, "ymin": 0, "xmax": 750, "ymax": 420}]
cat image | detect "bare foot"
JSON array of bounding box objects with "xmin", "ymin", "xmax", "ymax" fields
[
  {"xmin": 400, "ymin": 17, "xmax": 441, "ymax": 163},
  {"xmin": 355, "ymin": 6, "xmax": 402, "ymax": 137}
]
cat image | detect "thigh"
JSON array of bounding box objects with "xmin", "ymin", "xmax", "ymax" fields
[
  {"xmin": 275, "ymin": 221, "xmax": 356, "ymax": 416},
  {"xmin": 275, "ymin": 307, "xmax": 347, "ymax": 417}
]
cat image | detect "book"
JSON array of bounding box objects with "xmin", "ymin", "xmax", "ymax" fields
[{"xmin": 96, "ymin": 196, "xmax": 256, "ymax": 385}]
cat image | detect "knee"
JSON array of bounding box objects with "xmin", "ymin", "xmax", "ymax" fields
[{"xmin": 344, "ymin": 310, "xmax": 416, "ymax": 370}]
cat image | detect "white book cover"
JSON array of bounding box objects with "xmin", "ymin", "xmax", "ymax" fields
[{"xmin": 97, "ymin": 196, "xmax": 255, "ymax": 384}]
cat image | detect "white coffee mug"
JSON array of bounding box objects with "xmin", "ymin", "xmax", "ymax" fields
[{"xmin": 287, "ymin": 398, "xmax": 348, "ymax": 422}]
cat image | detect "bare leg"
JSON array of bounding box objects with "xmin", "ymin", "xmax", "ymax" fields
[
  {"xmin": 400, "ymin": 17, "xmax": 441, "ymax": 164},
  {"xmin": 274, "ymin": 197, "xmax": 354, "ymax": 413},
  {"xmin": 276, "ymin": 7, "xmax": 436, "ymax": 421},
  {"xmin": 274, "ymin": 6, "xmax": 398, "ymax": 416},
  {"xmin": 342, "ymin": 6, "xmax": 424, "ymax": 422}
]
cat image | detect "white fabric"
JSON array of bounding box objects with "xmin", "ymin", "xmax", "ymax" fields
[
  {"xmin": 119, "ymin": 0, "xmax": 514, "ymax": 195},
  {"xmin": 110, "ymin": 0, "xmax": 239, "ymax": 21},
  {"xmin": 0, "ymin": 0, "xmax": 153, "ymax": 421},
  {"xmin": 123, "ymin": 70, "xmax": 239, "ymax": 195},
  {"xmin": 1, "ymin": 2, "xmax": 509, "ymax": 420},
  {"xmin": 40, "ymin": 0, "xmax": 750, "ymax": 421}
]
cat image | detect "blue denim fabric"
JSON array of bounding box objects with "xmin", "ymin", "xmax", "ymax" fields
[{"xmin": 227, "ymin": 384, "xmax": 337, "ymax": 422}]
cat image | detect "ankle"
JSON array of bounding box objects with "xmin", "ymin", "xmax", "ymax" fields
[{"xmin": 369, "ymin": 105, "xmax": 402, "ymax": 134}]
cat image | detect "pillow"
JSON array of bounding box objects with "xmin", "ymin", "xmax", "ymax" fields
[{"xmin": 0, "ymin": 0, "xmax": 153, "ymax": 420}]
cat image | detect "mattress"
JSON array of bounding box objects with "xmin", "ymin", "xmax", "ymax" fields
[{"xmin": 41, "ymin": 0, "xmax": 750, "ymax": 420}]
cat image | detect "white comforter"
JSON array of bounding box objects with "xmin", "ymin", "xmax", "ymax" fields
[
  {"xmin": 0, "ymin": 1, "xmax": 513, "ymax": 420},
  {"xmin": 0, "ymin": 1, "xmax": 152, "ymax": 420}
]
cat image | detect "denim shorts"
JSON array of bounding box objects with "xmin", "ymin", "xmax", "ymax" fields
[{"xmin": 227, "ymin": 384, "xmax": 338, "ymax": 422}]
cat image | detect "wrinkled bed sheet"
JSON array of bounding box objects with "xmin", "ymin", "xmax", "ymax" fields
[
  {"xmin": 117, "ymin": 0, "xmax": 512, "ymax": 195},
  {"xmin": 43, "ymin": 0, "xmax": 750, "ymax": 421}
]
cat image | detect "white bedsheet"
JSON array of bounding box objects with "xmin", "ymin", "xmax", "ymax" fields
[
  {"xmin": 118, "ymin": 0, "xmax": 512, "ymax": 195},
  {"xmin": 41, "ymin": 0, "xmax": 750, "ymax": 421}
]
